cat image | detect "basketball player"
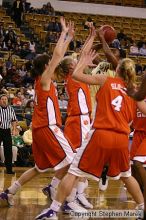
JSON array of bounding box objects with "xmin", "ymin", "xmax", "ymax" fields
[
  {"xmin": 35, "ymin": 29, "xmax": 145, "ymax": 220},
  {"xmin": 91, "ymin": 27, "xmax": 127, "ymax": 191},
  {"xmin": 0, "ymin": 17, "xmax": 81, "ymax": 210},
  {"xmin": 130, "ymin": 97, "xmax": 146, "ymax": 213},
  {"xmin": 42, "ymin": 27, "xmax": 96, "ymax": 210},
  {"xmin": 43, "ymin": 55, "xmax": 93, "ymax": 209}
]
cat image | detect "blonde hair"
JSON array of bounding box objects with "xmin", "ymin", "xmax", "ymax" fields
[
  {"xmin": 54, "ymin": 56, "xmax": 74, "ymax": 81},
  {"xmin": 118, "ymin": 58, "xmax": 136, "ymax": 90},
  {"xmin": 90, "ymin": 61, "xmax": 115, "ymax": 116}
]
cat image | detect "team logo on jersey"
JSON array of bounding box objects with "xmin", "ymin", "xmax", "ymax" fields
[
  {"xmin": 83, "ymin": 120, "xmax": 88, "ymax": 125},
  {"xmin": 54, "ymin": 127, "xmax": 59, "ymax": 133},
  {"xmin": 85, "ymin": 133, "xmax": 89, "ymax": 140}
]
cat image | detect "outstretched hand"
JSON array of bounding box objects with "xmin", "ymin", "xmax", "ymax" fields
[
  {"xmin": 67, "ymin": 21, "xmax": 75, "ymax": 40},
  {"xmin": 89, "ymin": 23, "xmax": 96, "ymax": 38},
  {"xmin": 98, "ymin": 27, "xmax": 106, "ymax": 41},
  {"xmin": 60, "ymin": 16, "xmax": 69, "ymax": 33},
  {"xmin": 60, "ymin": 17, "xmax": 75, "ymax": 39},
  {"xmin": 79, "ymin": 49, "xmax": 97, "ymax": 67}
]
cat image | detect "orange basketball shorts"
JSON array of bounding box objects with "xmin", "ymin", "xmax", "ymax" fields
[
  {"xmin": 69, "ymin": 129, "xmax": 131, "ymax": 181},
  {"xmin": 32, "ymin": 125, "xmax": 75, "ymax": 172}
]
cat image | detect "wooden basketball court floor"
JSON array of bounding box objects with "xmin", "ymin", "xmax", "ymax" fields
[{"xmin": 0, "ymin": 167, "xmax": 139, "ymax": 220}]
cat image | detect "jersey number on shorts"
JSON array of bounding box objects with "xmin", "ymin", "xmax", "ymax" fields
[{"xmin": 111, "ymin": 95, "xmax": 123, "ymax": 111}]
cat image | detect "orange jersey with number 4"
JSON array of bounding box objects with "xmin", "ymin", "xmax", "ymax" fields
[{"xmin": 93, "ymin": 77, "xmax": 136, "ymax": 134}]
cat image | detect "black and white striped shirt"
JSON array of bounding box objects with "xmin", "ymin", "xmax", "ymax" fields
[{"xmin": 0, "ymin": 106, "xmax": 17, "ymax": 129}]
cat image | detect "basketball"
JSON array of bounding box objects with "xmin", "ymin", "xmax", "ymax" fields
[{"xmin": 99, "ymin": 25, "xmax": 116, "ymax": 44}]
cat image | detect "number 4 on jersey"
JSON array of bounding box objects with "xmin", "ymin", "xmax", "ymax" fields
[{"xmin": 111, "ymin": 95, "xmax": 123, "ymax": 111}]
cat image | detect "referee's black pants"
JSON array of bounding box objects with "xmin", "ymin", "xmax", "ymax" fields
[{"xmin": 0, "ymin": 128, "xmax": 13, "ymax": 172}]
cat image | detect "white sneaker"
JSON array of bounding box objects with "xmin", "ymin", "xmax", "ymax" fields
[
  {"xmin": 135, "ymin": 203, "xmax": 144, "ymax": 210},
  {"xmin": 42, "ymin": 185, "xmax": 56, "ymax": 201},
  {"xmin": 62, "ymin": 200, "xmax": 88, "ymax": 213},
  {"xmin": 0, "ymin": 190, "xmax": 14, "ymax": 206},
  {"xmin": 77, "ymin": 193, "xmax": 93, "ymax": 209},
  {"xmin": 99, "ymin": 178, "xmax": 108, "ymax": 191},
  {"xmin": 35, "ymin": 208, "xmax": 58, "ymax": 220}
]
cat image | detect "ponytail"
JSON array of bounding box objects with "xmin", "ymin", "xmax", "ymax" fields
[
  {"xmin": 54, "ymin": 56, "xmax": 73, "ymax": 81},
  {"xmin": 118, "ymin": 58, "xmax": 136, "ymax": 97}
]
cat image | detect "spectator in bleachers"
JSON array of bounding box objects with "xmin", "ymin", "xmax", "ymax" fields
[
  {"xmin": 47, "ymin": 17, "xmax": 61, "ymax": 32},
  {"xmin": 137, "ymin": 36, "xmax": 145, "ymax": 49},
  {"xmin": 12, "ymin": 90, "xmax": 23, "ymax": 106},
  {"xmin": 139, "ymin": 43, "xmax": 146, "ymax": 56},
  {"xmin": 0, "ymin": 24, "xmax": 5, "ymax": 40},
  {"xmin": 12, "ymin": 0, "xmax": 24, "ymax": 27},
  {"xmin": 4, "ymin": 26, "xmax": 17, "ymax": 44},
  {"xmin": 12, "ymin": 70, "xmax": 22, "ymax": 88},
  {"xmin": 46, "ymin": 31, "xmax": 56, "ymax": 44},
  {"xmin": 40, "ymin": 4, "xmax": 49, "ymax": 15},
  {"xmin": 5, "ymin": 40, "xmax": 14, "ymax": 51},
  {"xmin": 16, "ymin": 36, "xmax": 22, "ymax": 48},
  {"xmin": 19, "ymin": 64, "xmax": 27, "ymax": 78},
  {"xmin": 46, "ymin": 2, "xmax": 55, "ymax": 15},
  {"xmin": 11, "ymin": 125, "xmax": 25, "ymax": 165},
  {"xmin": 69, "ymin": 36, "xmax": 83, "ymax": 51},
  {"xmin": 84, "ymin": 17, "xmax": 94, "ymax": 30},
  {"xmin": 0, "ymin": 37, "xmax": 6, "ymax": 50},
  {"xmin": 23, "ymin": 122, "xmax": 32, "ymax": 146},
  {"xmin": 25, "ymin": 60, "xmax": 33, "ymax": 72},
  {"xmin": 14, "ymin": 44, "xmax": 22, "ymax": 57},
  {"xmin": 135, "ymin": 59, "xmax": 143, "ymax": 75},
  {"xmin": 26, "ymin": 84, "xmax": 34, "ymax": 99},
  {"xmin": 129, "ymin": 41, "xmax": 139, "ymax": 55},
  {"xmin": 5, "ymin": 55, "xmax": 13, "ymax": 70},
  {"xmin": 58, "ymin": 93, "xmax": 68, "ymax": 110},
  {"xmin": 21, "ymin": 92, "xmax": 30, "ymax": 106},
  {"xmin": 112, "ymin": 38, "xmax": 121, "ymax": 49},
  {"xmin": 53, "ymin": 32, "xmax": 60, "ymax": 43},
  {"xmin": 29, "ymin": 40, "xmax": 36, "ymax": 53},
  {"xmin": 21, "ymin": 122, "xmax": 33, "ymax": 165},
  {"xmin": 24, "ymin": 99, "xmax": 34, "ymax": 114},
  {"xmin": 0, "ymin": 141, "xmax": 18, "ymax": 167},
  {"xmin": 117, "ymin": 29, "xmax": 127, "ymax": 41},
  {"xmin": 22, "ymin": 71, "xmax": 34, "ymax": 85}
]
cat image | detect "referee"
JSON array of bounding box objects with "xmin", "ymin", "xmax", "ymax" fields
[{"xmin": 0, "ymin": 94, "xmax": 17, "ymax": 174}]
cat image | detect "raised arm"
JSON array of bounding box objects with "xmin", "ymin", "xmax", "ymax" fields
[
  {"xmin": 98, "ymin": 28, "xmax": 118, "ymax": 69},
  {"xmin": 41, "ymin": 17, "xmax": 74, "ymax": 87},
  {"xmin": 72, "ymin": 49, "xmax": 107, "ymax": 85},
  {"xmin": 80, "ymin": 25, "xmax": 96, "ymax": 55}
]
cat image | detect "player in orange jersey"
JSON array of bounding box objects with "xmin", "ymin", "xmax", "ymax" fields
[
  {"xmin": 36, "ymin": 26, "xmax": 146, "ymax": 220},
  {"xmin": 130, "ymin": 99, "xmax": 146, "ymax": 216},
  {"xmin": 42, "ymin": 28, "xmax": 95, "ymax": 210},
  {"xmin": 0, "ymin": 17, "xmax": 79, "ymax": 208}
]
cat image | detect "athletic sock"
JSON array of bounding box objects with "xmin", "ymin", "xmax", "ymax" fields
[
  {"xmin": 8, "ymin": 181, "xmax": 21, "ymax": 195},
  {"xmin": 50, "ymin": 177, "xmax": 61, "ymax": 189},
  {"xmin": 50, "ymin": 200, "xmax": 62, "ymax": 212},
  {"xmin": 77, "ymin": 181, "xmax": 87, "ymax": 194},
  {"xmin": 66, "ymin": 188, "xmax": 77, "ymax": 202}
]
